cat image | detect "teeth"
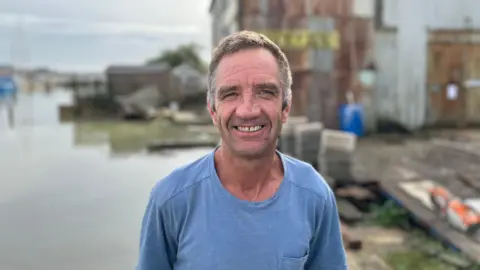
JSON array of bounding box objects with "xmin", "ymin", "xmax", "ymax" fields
[{"xmin": 237, "ymin": 125, "xmax": 262, "ymax": 132}]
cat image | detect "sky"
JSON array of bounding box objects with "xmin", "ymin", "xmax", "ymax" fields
[{"xmin": 0, "ymin": 0, "xmax": 212, "ymax": 73}]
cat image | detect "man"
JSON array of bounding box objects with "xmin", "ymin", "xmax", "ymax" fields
[{"xmin": 137, "ymin": 31, "xmax": 347, "ymax": 270}]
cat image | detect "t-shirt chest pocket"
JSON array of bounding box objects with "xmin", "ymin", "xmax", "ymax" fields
[{"xmin": 278, "ymin": 253, "xmax": 308, "ymax": 270}]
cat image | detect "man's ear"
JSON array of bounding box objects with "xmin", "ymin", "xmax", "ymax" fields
[
  {"xmin": 207, "ymin": 102, "xmax": 218, "ymax": 126},
  {"xmin": 281, "ymin": 102, "xmax": 290, "ymax": 124}
]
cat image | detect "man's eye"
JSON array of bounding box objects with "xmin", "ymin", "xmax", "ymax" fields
[
  {"xmin": 260, "ymin": 90, "xmax": 275, "ymax": 95},
  {"xmin": 223, "ymin": 93, "xmax": 237, "ymax": 99}
]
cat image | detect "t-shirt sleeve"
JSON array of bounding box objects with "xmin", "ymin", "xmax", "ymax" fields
[
  {"xmin": 136, "ymin": 188, "xmax": 177, "ymax": 270},
  {"xmin": 305, "ymin": 188, "xmax": 347, "ymax": 270}
]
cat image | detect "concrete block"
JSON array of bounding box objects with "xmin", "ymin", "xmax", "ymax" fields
[
  {"xmin": 294, "ymin": 122, "xmax": 323, "ymax": 163},
  {"xmin": 286, "ymin": 116, "xmax": 308, "ymax": 125},
  {"xmin": 278, "ymin": 116, "xmax": 309, "ymax": 156},
  {"xmin": 318, "ymin": 129, "xmax": 357, "ymax": 180},
  {"xmin": 320, "ymin": 129, "xmax": 357, "ymax": 154},
  {"xmin": 279, "ymin": 124, "xmax": 296, "ymax": 156}
]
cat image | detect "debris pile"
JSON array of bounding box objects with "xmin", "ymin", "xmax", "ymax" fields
[{"xmin": 279, "ymin": 126, "xmax": 480, "ymax": 265}]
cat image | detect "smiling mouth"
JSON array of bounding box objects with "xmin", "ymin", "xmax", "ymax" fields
[{"xmin": 233, "ymin": 125, "xmax": 265, "ymax": 133}]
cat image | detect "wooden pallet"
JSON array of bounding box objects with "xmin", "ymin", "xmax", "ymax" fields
[{"xmin": 337, "ymin": 199, "xmax": 363, "ymax": 224}]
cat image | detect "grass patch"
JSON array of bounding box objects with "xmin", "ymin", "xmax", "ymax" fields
[
  {"xmin": 366, "ymin": 200, "xmax": 410, "ymax": 228},
  {"xmin": 386, "ymin": 251, "xmax": 457, "ymax": 270}
]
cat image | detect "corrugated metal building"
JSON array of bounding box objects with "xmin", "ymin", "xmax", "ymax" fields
[
  {"xmin": 374, "ymin": 0, "xmax": 480, "ymax": 129},
  {"xmin": 105, "ymin": 64, "xmax": 172, "ymax": 101}
]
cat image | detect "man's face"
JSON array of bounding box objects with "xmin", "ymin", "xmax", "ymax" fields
[{"xmin": 209, "ymin": 48, "xmax": 290, "ymax": 159}]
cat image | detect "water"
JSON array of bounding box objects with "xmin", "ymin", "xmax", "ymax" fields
[{"xmin": 0, "ymin": 90, "xmax": 214, "ymax": 270}]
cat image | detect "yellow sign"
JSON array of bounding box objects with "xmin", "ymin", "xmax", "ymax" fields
[{"xmin": 259, "ymin": 30, "xmax": 340, "ymax": 50}]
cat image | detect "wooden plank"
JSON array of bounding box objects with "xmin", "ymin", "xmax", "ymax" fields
[
  {"xmin": 392, "ymin": 166, "xmax": 420, "ymax": 181},
  {"xmin": 346, "ymin": 166, "xmax": 380, "ymax": 185},
  {"xmin": 335, "ymin": 186, "xmax": 377, "ymax": 212},
  {"xmin": 336, "ymin": 186, "xmax": 376, "ymax": 201},
  {"xmin": 337, "ymin": 199, "xmax": 363, "ymax": 223},
  {"xmin": 398, "ymin": 180, "xmax": 437, "ymax": 211}
]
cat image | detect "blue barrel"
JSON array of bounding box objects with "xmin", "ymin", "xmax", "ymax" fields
[
  {"xmin": 339, "ymin": 103, "xmax": 364, "ymax": 137},
  {"xmin": 0, "ymin": 77, "xmax": 17, "ymax": 98}
]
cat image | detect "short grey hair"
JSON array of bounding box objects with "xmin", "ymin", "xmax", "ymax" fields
[{"xmin": 207, "ymin": 30, "xmax": 292, "ymax": 111}]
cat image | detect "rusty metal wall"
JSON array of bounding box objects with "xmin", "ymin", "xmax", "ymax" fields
[
  {"xmin": 280, "ymin": 0, "xmax": 310, "ymax": 116},
  {"xmin": 306, "ymin": 17, "xmax": 336, "ymax": 127},
  {"xmin": 334, "ymin": 17, "xmax": 372, "ymax": 104},
  {"xmin": 310, "ymin": 0, "xmax": 352, "ymax": 17},
  {"xmin": 311, "ymin": 0, "xmax": 373, "ymax": 126},
  {"xmin": 291, "ymin": 71, "xmax": 310, "ymax": 116}
]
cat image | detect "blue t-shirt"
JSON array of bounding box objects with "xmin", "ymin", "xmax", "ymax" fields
[{"xmin": 137, "ymin": 150, "xmax": 347, "ymax": 270}]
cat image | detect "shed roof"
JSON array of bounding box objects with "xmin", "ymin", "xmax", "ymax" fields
[{"xmin": 106, "ymin": 64, "xmax": 169, "ymax": 75}]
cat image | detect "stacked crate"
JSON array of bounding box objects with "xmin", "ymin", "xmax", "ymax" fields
[
  {"xmin": 278, "ymin": 116, "xmax": 308, "ymax": 156},
  {"xmin": 318, "ymin": 129, "xmax": 357, "ymax": 181},
  {"xmin": 293, "ymin": 122, "xmax": 324, "ymax": 166}
]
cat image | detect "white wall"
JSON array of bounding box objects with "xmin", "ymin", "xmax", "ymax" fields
[
  {"xmin": 395, "ymin": 0, "xmax": 428, "ymax": 129},
  {"xmin": 383, "ymin": 0, "xmax": 480, "ymax": 29},
  {"xmin": 373, "ymin": 30, "xmax": 398, "ymax": 123}
]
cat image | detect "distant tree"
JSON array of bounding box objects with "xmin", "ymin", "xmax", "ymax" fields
[{"xmin": 146, "ymin": 42, "xmax": 207, "ymax": 74}]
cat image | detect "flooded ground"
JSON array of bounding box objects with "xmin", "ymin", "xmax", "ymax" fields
[{"xmin": 0, "ymin": 90, "xmax": 215, "ymax": 270}]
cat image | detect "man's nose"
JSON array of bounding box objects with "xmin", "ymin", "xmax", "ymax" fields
[{"xmin": 235, "ymin": 92, "xmax": 260, "ymax": 119}]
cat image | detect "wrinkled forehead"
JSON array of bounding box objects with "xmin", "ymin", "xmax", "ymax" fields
[{"xmin": 214, "ymin": 50, "xmax": 281, "ymax": 90}]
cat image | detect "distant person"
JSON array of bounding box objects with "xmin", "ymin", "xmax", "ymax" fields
[{"xmin": 136, "ymin": 30, "xmax": 347, "ymax": 270}]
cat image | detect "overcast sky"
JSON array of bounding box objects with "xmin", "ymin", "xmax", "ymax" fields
[{"xmin": 0, "ymin": 0, "xmax": 212, "ymax": 73}]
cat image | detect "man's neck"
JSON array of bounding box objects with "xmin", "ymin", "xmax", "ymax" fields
[{"xmin": 214, "ymin": 146, "xmax": 281, "ymax": 192}]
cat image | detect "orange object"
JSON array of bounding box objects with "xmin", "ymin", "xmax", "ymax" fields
[
  {"xmin": 449, "ymin": 200, "xmax": 468, "ymax": 216},
  {"xmin": 465, "ymin": 212, "xmax": 480, "ymax": 226},
  {"xmin": 430, "ymin": 186, "xmax": 480, "ymax": 228},
  {"xmin": 430, "ymin": 187, "xmax": 450, "ymax": 198}
]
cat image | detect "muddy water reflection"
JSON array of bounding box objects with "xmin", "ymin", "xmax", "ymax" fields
[{"xmin": 0, "ymin": 91, "xmax": 214, "ymax": 270}]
